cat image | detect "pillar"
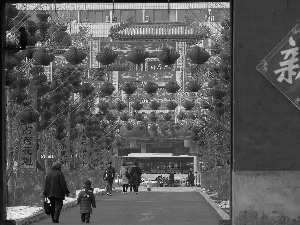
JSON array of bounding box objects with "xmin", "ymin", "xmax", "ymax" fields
[
  {"xmin": 233, "ymin": 0, "xmax": 300, "ymax": 223},
  {"xmin": 1, "ymin": 0, "xmax": 6, "ymax": 221}
]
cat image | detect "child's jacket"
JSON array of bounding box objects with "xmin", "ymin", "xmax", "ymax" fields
[{"xmin": 77, "ymin": 188, "xmax": 96, "ymax": 213}]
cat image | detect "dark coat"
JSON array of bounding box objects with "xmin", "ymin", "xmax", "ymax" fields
[
  {"xmin": 103, "ymin": 165, "xmax": 116, "ymax": 182},
  {"xmin": 188, "ymin": 171, "xmax": 195, "ymax": 181},
  {"xmin": 77, "ymin": 188, "xmax": 96, "ymax": 213},
  {"xmin": 43, "ymin": 162, "xmax": 70, "ymax": 199},
  {"xmin": 130, "ymin": 166, "xmax": 142, "ymax": 185}
]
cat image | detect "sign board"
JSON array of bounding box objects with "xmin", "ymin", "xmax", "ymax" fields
[{"xmin": 256, "ymin": 23, "xmax": 300, "ymax": 110}]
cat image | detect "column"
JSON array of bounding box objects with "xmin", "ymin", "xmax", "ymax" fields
[{"xmin": 233, "ymin": 0, "xmax": 300, "ymax": 224}]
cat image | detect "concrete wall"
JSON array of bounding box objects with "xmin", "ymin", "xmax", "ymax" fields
[{"xmin": 233, "ymin": 0, "xmax": 300, "ymax": 224}]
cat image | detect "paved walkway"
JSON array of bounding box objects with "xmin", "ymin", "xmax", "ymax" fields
[{"xmin": 30, "ymin": 187, "xmax": 222, "ymax": 225}]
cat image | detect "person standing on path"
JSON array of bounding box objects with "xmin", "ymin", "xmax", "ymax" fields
[
  {"xmin": 129, "ymin": 162, "xmax": 142, "ymax": 194},
  {"xmin": 187, "ymin": 168, "xmax": 195, "ymax": 187},
  {"xmin": 119, "ymin": 163, "xmax": 131, "ymax": 194},
  {"xmin": 169, "ymin": 170, "xmax": 175, "ymax": 187},
  {"xmin": 43, "ymin": 161, "xmax": 70, "ymax": 223},
  {"xmin": 77, "ymin": 180, "xmax": 96, "ymax": 223},
  {"xmin": 103, "ymin": 161, "xmax": 115, "ymax": 196}
]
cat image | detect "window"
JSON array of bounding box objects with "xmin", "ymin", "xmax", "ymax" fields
[
  {"xmin": 79, "ymin": 11, "xmax": 88, "ymax": 23},
  {"xmin": 169, "ymin": 9, "xmax": 176, "ymax": 22},
  {"xmin": 88, "ymin": 11, "xmax": 96, "ymax": 23},
  {"xmin": 145, "ymin": 10, "xmax": 153, "ymax": 22},
  {"xmin": 177, "ymin": 9, "xmax": 187, "ymax": 22},
  {"xmin": 121, "ymin": 10, "xmax": 135, "ymax": 23},
  {"xmin": 95, "ymin": 11, "xmax": 103, "ymax": 23},
  {"xmin": 136, "ymin": 10, "xmax": 143, "ymax": 23}
]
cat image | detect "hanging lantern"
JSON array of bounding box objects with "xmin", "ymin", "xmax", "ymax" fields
[
  {"xmin": 122, "ymin": 82, "xmax": 137, "ymax": 95},
  {"xmin": 186, "ymin": 80, "xmax": 201, "ymax": 92},
  {"xmin": 32, "ymin": 74, "xmax": 48, "ymax": 85},
  {"xmin": 41, "ymin": 110, "xmax": 54, "ymax": 121},
  {"xmin": 149, "ymin": 100, "xmax": 161, "ymax": 110},
  {"xmin": 176, "ymin": 111, "xmax": 186, "ymax": 120},
  {"xmin": 64, "ymin": 47, "xmax": 87, "ymax": 65},
  {"xmin": 149, "ymin": 124, "xmax": 158, "ymax": 132},
  {"xmin": 5, "ymin": 56, "xmax": 19, "ymax": 70},
  {"xmin": 100, "ymin": 81, "xmax": 115, "ymax": 96},
  {"xmin": 79, "ymin": 83, "xmax": 95, "ymax": 98},
  {"xmin": 182, "ymin": 100, "xmax": 195, "ymax": 110},
  {"xmin": 96, "ymin": 46, "xmax": 118, "ymax": 65},
  {"xmin": 125, "ymin": 122, "xmax": 133, "ymax": 130},
  {"xmin": 54, "ymin": 131, "xmax": 66, "ymax": 141},
  {"xmin": 173, "ymin": 123, "xmax": 182, "ymax": 130},
  {"xmin": 98, "ymin": 100, "xmax": 110, "ymax": 112},
  {"xmin": 33, "ymin": 47, "xmax": 55, "ymax": 66},
  {"xmin": 162, "ymin": 112, "xmax": 172, "ymax": 121},
  {"xmin": 40, "ymin": 98, "xmax": 52, "ymax": 109},
  {"xmin": 148, "ymin": 112, "xmax": 158, "ymax": 122},
  {"xmin": 11, "ymin": 73, "xmax": 30, "ymax": 89},
  {"xmin": 106, "ymin": 112, "xmax": 117, "ymax": 122},
  {"xmin": 14, "ymin": 51, "xmax": 26, "ymax": 63},
  {"xmin": 143, "ymin": 82, "xmax": 158, "ymax": 95},
  {"xmin": 26, "ymin": 20, "xmax": 39, "ymax": 36},
  {"xmin": 127, "ymin": 46, "xmax": 149, "ymax": 64},
  {"xmin": 10, "ymin": 88, "xmax": 28, "ymax": 104},
  {"xmin": 115, "ymin": 100, "xmax": 127, "ymax": 111},
  {"xmin": 5, "ymin": 71, "xmax": 17, "ymax": 87},
  {"xmin": 187, "ymin": 46, "xmax": 210, "ymax": 64},
  {"xmin": 164, "ymin": 81, "xmax": 181, "ymax": 93},
  {"xmin": 187, "ymin": 112, "xmax": 197, "ymax": 120},
  {"xmin": 190, "ymin": 134, "xmax": 201, "ymax": 142},
  {"xmin": 31, "ymin": 65, "xmax": 44, "ymax": 75},
  {"xmin": 36, "ymin": 11, "xmax": 51, "ymax": 22},
  {"xmin": 209, "ymin": 88, "xmax": 227, "ymax": 100},
  {"xmin": 131, "ymin": 101, "xmax": 143, "ymax": 111},
  {"xmin": 135, "ymin": 113, "xmax": 144, "ymax": 121},
  {"xmin": 19, "ymin": 108, "xmax": 39, "ymax": 124},
  {"xmin": 207, "ymin": 79, "xmax": 218, "ymax": 88},
  {"xmin": 157, "ymin": 46, "xmax": 180, "ymax": 65},
  {"xmin": 50, "ymin": 103, "xmax": 65, "ymax": 115},
  {"xmin": 166, "ymin": 101, "xmax": 178, "ymax": 110},
  {"xmin": 25, "ymin": 47, "xmax": 36, "ymax": 59},
  {"xmin": 120, "ymin": 113, "xmax": 130, "ymax": 121},
  {"xmin": 191, "ymin": 125, "xmax": 201, "ymax": 135},
  {"xmin": 54, "ymin": 31, "xmax": 72, "ymax": 46},
  {"xmin": 37, "ymin": 83, "xmax": 50, "ymax": 97}
]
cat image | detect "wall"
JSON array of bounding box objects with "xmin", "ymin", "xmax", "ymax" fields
[{"xmin": 233, "ymin": 0, "xmax": 300, "ymax": 224}]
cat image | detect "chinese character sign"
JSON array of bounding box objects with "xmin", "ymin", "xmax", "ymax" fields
[
  {"xmin": 20, "ymin": 124, "xmax": 37, "ymax": 169},
  {"xmin": 256, "ymin": 23, "xmax": 300, "ymax": 110}
]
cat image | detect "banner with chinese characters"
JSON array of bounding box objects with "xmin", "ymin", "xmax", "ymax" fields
[
  {"xmin": 20, "ymin": 124, "xmax": 37, "ymax": 169},
  {"xmin": 256, "ymin": 23, "xmax": 300, "ymax": 110}
]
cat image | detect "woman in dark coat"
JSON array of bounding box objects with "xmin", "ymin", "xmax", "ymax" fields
[
  {"xmin": 129, "ymin": 162, "xmax": 142, "ymax": 194},
  {"xmin": 43, "ymin": 161, "xmax": 70, "ymax": 223}
]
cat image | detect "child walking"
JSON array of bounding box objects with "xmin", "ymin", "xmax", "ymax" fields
[{"xmin": 77, "ymin": 180, "xmax": 96, "ymax": 223}]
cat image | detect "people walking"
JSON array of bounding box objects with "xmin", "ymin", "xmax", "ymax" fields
[
  {"xmin": 103, "ymin": 161, "xmax": 115, "ymax": 196},
  {"xmin": 129, "ymin": 162, "xmax": 142, "ymax": 194},
  {"xmin": 119, "ymin": 163, "xmax": 131, "ymax": 194},
  {"xmin": 77, "ymin": 180, "xmax": 96, "ymax": 223},
  {"xmin": 187, "ymin": 168, "xmax": 195, "ymax": 187},
  {"xmin": 169, "ymin": 170, "xmax": 175, "ymax": 187},
  {"xmin": 43, "ymin": 161, "xmax": 70, "ymax": 223}
]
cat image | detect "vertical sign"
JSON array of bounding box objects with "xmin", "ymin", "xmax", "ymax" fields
[
  {"xmin": 20, "ymin": 124, "xmax": 36, "ymax": 169},
  {"xmin": 91, "ymin": 40, "xmax": 100, "ymax": 68},
  {"xmin": 176, "ymin": 42, "xmax": 185, "ymax": 91},
  {"xmin": 111, "ymin": 71, "xmax": 119, "ymax": 97}
]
